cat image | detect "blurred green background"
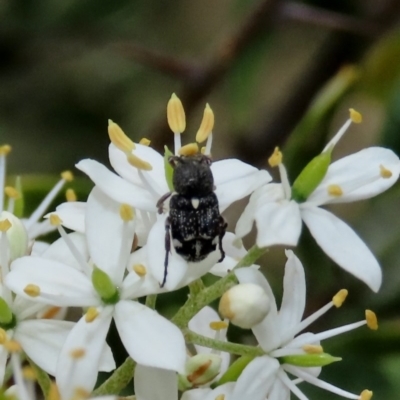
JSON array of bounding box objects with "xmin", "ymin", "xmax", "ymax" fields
[{"xmin": 3, "ymin": 0, "xmax": 400, "ymax": 398}]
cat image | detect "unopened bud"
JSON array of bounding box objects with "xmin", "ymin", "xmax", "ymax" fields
[
  {"xmin": 0, "ymin": 211, "xmax": 28, "ymax": 261},
  {"xmin": 281, "ymin": 352, "xmax": 341, "ymax": 367}
]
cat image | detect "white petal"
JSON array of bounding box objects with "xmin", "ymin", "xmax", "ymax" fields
[
  {"xmin": 0, "ymin": 346, "xmax": 8, "ymax": 385},
  {"xmin": 76, "ymin": 159, "xmax": 157, "ymax": 212},
  {"xmin": 86, "ymin": 187, "xmax": 135, "ymax": 284},
  {"xmin": 114, "ymin": 300, "xmax": 186, "ymax": 373},
  {"xmin": 6, "ymin": 257, "xmax": 99, "ymax": 307},
  {"xmin": 255, "ymin": 200, "xmax": 302, "ymax": 247},
  {"xmin": 30, "ymin": 241, "xmax": 50, "ymax": 256},
  {"xmin": 308, "ymin": 147, "xmax": 400, "ymax": 205},
  {"xmin": 15, "ymin": 320, "xmax": 75, "ymax": 375},
  {"xmin": 135, "ymin": 364, "xmax": 178, "ymax": 400},
  {"xmin": 53, "ymin": 201, "xmax": 86, "ymax": 233},
  {"xmin": 268, "ymin": 377, "xmax": 290, "ymax": 400},
  {"xmin": 56, "ymin": 308, "xmax": 114, "ymax": 400},
  {"xmin": 181, "ymin": 388, "xmax": 218, "ymax": 400},
  {"xmin": 301, "ymin": 205, "xmax": 382, "ymax": 292}
]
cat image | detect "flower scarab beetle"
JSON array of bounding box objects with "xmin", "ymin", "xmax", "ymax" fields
[{"xmin": 157, "ymin": 154, "xmax": 227, "ymax": 287}]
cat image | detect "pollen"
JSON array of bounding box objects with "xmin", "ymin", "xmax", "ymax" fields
[
  {"xmin": 365, "ymin": 310, "xmax": 378, "ymax": 330},
  {"xmin": 209, "ymin": 321, "xmax": 229, "ymax": 331},
  {"xmin": 85, "ymin": 307, "xmax": 99, "ymax": 323},
  {"xmin": 0, "ymin": 328, "xmax": 7, "ymax": 344},
  {"xmin": 49, "ymin": 214, "xmax": 63, "ymax": 226},
  {"xmin": 108, "ymin": 120, "xmax": 135, "ymax": 152},
  {"xmin": 24, "ymin": 284, "xmax": 41, "ymax": 297},
  {"xmin": 327, "ymin": 184, "xmax": 343, "ymax": 197},
  {"xmin": 379, "ymin": 165, "xmax": 392, "ymax": 179},
  {"xmin": 126, "ymin": 153, "xmax": 153, "ymax": 171},
  {"xmin": 179, "ymin": 142, "xmax": 199, "ymax": 156},
  {"xmin": 120, "ymin": 204, "xmax": 135, "ymax": 221},
  {"xmin": 0, "ymin": 145, "xmax": 11, "ymax": 156},
  {"xmin": 66, "ymin": 188, "xmax": 77, "ymax": 202},
  {"xmin": 196, "ymin": 103, "xmax": 214, "ymax": 143},
  {"xmin": 332, "ymin": 289, "xmax": 348, "ymax": 307},
  {"xmin": 72, "ymin": 387, "xmax": 90, "ymax": 400},
  {"xmin": 61, "ymin": 170, "xmax": 74, "ymax": 182},
  {"xmin": 268, "ymin": 147, "xmax": 283, "ymax": 167},
  {"xmin": 0, "ymin": 219, "xmax": 11, "ymax": 232},
  {"xmin": 133, "ymin": 264, "xmax": 147, "ymax": 277},
  {"xmin": 139, "ymin": 137, "xmax": 151, "ymax": 146},
  {"xmin": 215, "ymin": 395, "xmax": 225, "ymax": 400},
  {"xmin": 302, "ymin": 344, "xmax": 323, "ymax": 354},
  {"xmin": 5, "ymin": 186, "xmax": 20, "ymax": 199},
  {"xmin": 70, "ymin": 348, "xmax": 86, "ymax": 359},
  {"xmin": 359, "ymin": 389, "xmax": 373, "ymax": 400},
  {"xmin": 349, "ymin": 108, "xmax": 362, "ymax": 123},
  {"xmin": 167, "ymin": 93, "xmax": 186, "ymax": 134},
  {"xmin": 42, "ymin": 306, "xmax": 61, "ymax": 319},
  {"xmin": 22, "ymin": 366, "xmax": 37, "ymax": 381},
  {"xmin": 49, "ymin": 383, "xmax": 61, "ymax": 400},
  {"xmin": 4, "ymin": 340, "xmax": 22, "ymax": 353}
]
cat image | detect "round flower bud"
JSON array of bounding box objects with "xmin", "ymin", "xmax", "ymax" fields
[
  {"xmin": 0, "ymin": 211, "xmax": 28, "ymax": 261},
  {"xmin": 219, "ymin": 283, "xmax": 270, "ymax": 329}
]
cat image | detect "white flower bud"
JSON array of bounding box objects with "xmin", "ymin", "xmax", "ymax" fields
[
  {"xmin": 0, "ymin": 211, "xmax": 28, "ymax": 261},
  {"xmin": 219, "ymin": 283, "xmax": 270, "ymax": 329}
]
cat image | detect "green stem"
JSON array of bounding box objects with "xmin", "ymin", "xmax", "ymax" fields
[
  {"xmin": 188, "ymin": 278, "xmax": 205, "ymax": 295},
  {"xmin": 93, "ymin": 357, "xmax": 136, "ymax": 395},
  {"xmin": 234, "ymin": 244, "xmax": 267, "ymax": 268},
  {"xmin": 27, "ymin": 357, "xmax": 51, "ymax": 400},
  {"xmin": 145, "ymin": 294, "xmax": 157, "ymax": 309}
]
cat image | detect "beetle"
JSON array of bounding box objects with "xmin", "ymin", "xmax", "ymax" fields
[{"xmin": 157, "ymin": 154, "xmax": 227, "ymax": 287}]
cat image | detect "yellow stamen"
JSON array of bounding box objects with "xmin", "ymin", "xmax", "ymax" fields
[
  {"xmin": 349, "ymin": 108, "xmax": 362, "ymax": 123},
  {"xmin": 0, "ymin": 219, "xmax": 11, "ymax": 232},
  {"xmin": 49, "ymin": 383, "xmax": 61, "ymax": 400},
  {"xmin": 120, "ymin": 204, "xmax": 135, "ymax": 221},
  {"xmin": 24, "ymin": 284, "xmax": 41, "ymax": 297},
  {"xmin": 49, "ymin": 214, "xmax": 62, "ymax": 226},
  {"xmin": 359, "ymin": 389, "xmax": 373, "ymax": 400},
  {"xmin": 179, "ymin": 143, "xmax": 199, "ymax": 156},
  {"xmin": 133, "ymin": 264, "xmax": 147, "ymax": 277},
  {"xmin": 268, "ymin": 147, "xmax": 283, "ymax": 167},
  {"xmin": 70, "ymin": 348, "xmax": 86, "ymax": 359},
  {"xmin": 61, "ymin": 170, "xmax": 74, "ymax": 182},
  {"xmin": 0, "ymin": 329, "xmax": 7, "ymax": 344},
  {"xmin": 327, "ymin": 184, "xmax": 343, "ymax": 197},
  {"xmin": 196, "ymin": 103, "xmax": 214, "ymax": 143},
  {"xmin": 85, "ymin": 307, "xmax": 99, "ymax": 323},
  {"xmin": 215, "ymin": 395, "xmax": 225, "ymax": 400},
  {"xmin": 167, "ymin": 93, "xmax": 186, "ymax": 133},
  {"xmin": 22, "ymin": 366, "xmax": 37, "ymax": 381},
  {"xmin": 200, "ymin": 146, "xmax": 207, "ymax": 155},
  {"xmin": 126, "ymin": 153, "xmax": 153, "ymax": 171},
  {"xmin": 379, "ymin": 165, "xmax": 392, "ymax": 179},
  {"xmin": 5, "ymin": 186, "xmax": 20, "ymax": 199},
  {"xmin": 108, "ymin": 120, "xmax": 135, "ymax": 152},
  {"xmin": 332, "ymin": 289, "xmax": 348, "ymax": 307},
  {"xmin": 4, "ymin": 340, "xmax": 22, "ymax": 353},
  {"xmin": 66, "ymin": 188, "xmax": 77, "ymax": 202},
  {"xmin": 42, "ymin": 306, "xmax": 61, "ymax": 319},
  {"xmin": 365, "ymin": 310, "xmax": 378, "ymax": 330},
  {"xmin": 71, "ymin": 388, "xmax": 90, "ymax": 400},
  {"xmin": 209, "ymin": 321, "xmax": 229, "ymax": 331},
  {"xmin": 139, "ymin": 138, "xmax": 151, "ymax": 146},
  {"xmin": 302, "ymin": 344, "xmax": 323, "ymax": 354},
  {"xmin": 0, "ymin": 145, "xmax": 11, "ymax": 156}
]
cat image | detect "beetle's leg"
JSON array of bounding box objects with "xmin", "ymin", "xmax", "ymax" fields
[
  {"xmin": 217, "ymin": 217, "xmax": 227, "ymax": 263},
  {"xmin": 160, "ymin": 216, "xmax": 171, "ymax": 287},
  {"xmin": 156, "ymin": 192, "xmax": 172, "ymax": 214}
]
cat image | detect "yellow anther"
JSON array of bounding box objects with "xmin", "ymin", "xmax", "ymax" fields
[
  {"xmin": 167, "ymin": 93, "xmax": 186, "ymax": 133},
  {"xmin": 133, "ymin": 264, "xmax": 147, "ymax": 277},
  {"xmin": 24, "ymin": 284, "xmax": 41, "ymax": 297},
  {"xmin": 379, "ymin": 165, "xmax": 392, "ymax": 179},
  {"xmin": 49, "ymin": 382, "xmax": 61, "ymax": 400},
  {"xmin": 215, "ymin": 395, "xmax": 225, "ymax": 400},
  {"xmin": 0, "ymin": 145, "xmax": 11, "ymax": 156},
  {"xmin": 71, "ymin": 388, "xmax": 90, "ymax": 400},
  {"xmin": 4, "ymin": 186, "xmax": 20, "ymax": 199},
  {"xmin": 359, "ymin": 389, "xmax": 373, "ymax": 400},
  {"xmin": 332, "ymin": 289, "xmax": 348, "ymax": 308},
  {"xmin": 0, "ymin": 219, "xmax": 12, "ymax": 232},
  {"xmin": 196, "ymin": 103, "xmax": 214, "ymax": 143},
  {"xmin": 120, "ymin": 204, "xmax": 135, "ymax": 221},
  {"xmin": 66, "ymin": 188, "xmax": 77, "ymax": 202},
  {"xmin": 139, "ymin": 138, "xmax": 151, "ymax": 146},
  {"xmin": 327, "ymin": 184, "xmax": 343, "ymax": 197},
  {"xmin": 200, "ymin": 146, "xmax": 206, "ymax": 155},
  {"xmin": 42, "ymin": 306, "xmax": 61, "ymax": 319},
  {"xmin": 70, "ymin": 348, "xmax": 86, "ymax": 359},
  {"xmin": 179, "ymin": 142, "xmax": 199, "ymax": 156},
  {"xmin": 209, "ymin": 321, "xmax": 229, "ymax": 331},
  {"xmin": 22, "ymin": 366, "xmax": 37, "ymax": 381},
  {"xmin": 126, "ymin": 153, "xmax": 153, "ymax": 171},
  {"xmin": 365, "ymin": 310, "xmax": 378, "ymax": 330},
  {"xmin": 85, "ymin": 307, "xmax": 99, "ymax": 323},
  {"xmin": 302, "ymin": 344, "xmax": 323, "ymax": 354},
  {"xmin": 0, "ymin": 328, "xmax": 7, "ymax": 344},
  {"xmin": 108, "ymin": 120, "xmax": 135, "ymax": 152},
  {"xmin": 4, "ymin": 340, "xmax": 22, "ymax": 353},
  {"xmin": 349, "ymin": 108, "xmax": 362, "ymax": 124},
  {"xmin": 49, "ymin": 214, "xmax": 63, "ymax": 226},
  {"xmin": 61, "ymin": 170, "xmax": 74, "ymax": 182},
  {"xmin": 268, "ymin": 147, "xmax": 283, "ymax": 167}
]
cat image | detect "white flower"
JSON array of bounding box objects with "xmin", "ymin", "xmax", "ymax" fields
[
  {"xmin": 235, "ymin": 250, "xmax": 375, "ymax": 400},
  {"xmin": 236, "ymin": 113, "xmax": 400, "ymax": 292}
]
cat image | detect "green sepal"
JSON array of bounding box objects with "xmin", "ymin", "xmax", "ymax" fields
[
  {"xmin": 12, "ymin": 176, "xmax": 24, "ymax": 218},
  {"xmin": 0, "ymin": 297, "xmax": 13, "ymax": 325},
  {"xmin": 280, "ymin": 352, "xmax": 341, "ymax": 367},
  {"xmin": 215, "ymin": 355, "xmax": 255, "ymax": 386},
  {"xmin": 164, "ymin": 145, "xmax": 175, "ymax": 191},
  {"xmin": 92, "ymin": 267, "xmax": 119, "ymax": 304},
  {"xmin": 291, "ymin": 148, "xmax": 332, "ymax": 202}
]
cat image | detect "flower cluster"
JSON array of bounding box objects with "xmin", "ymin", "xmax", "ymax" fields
[{"xmin": 0, "ymin": 94, "xmax": 398, "ymax": 400}]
